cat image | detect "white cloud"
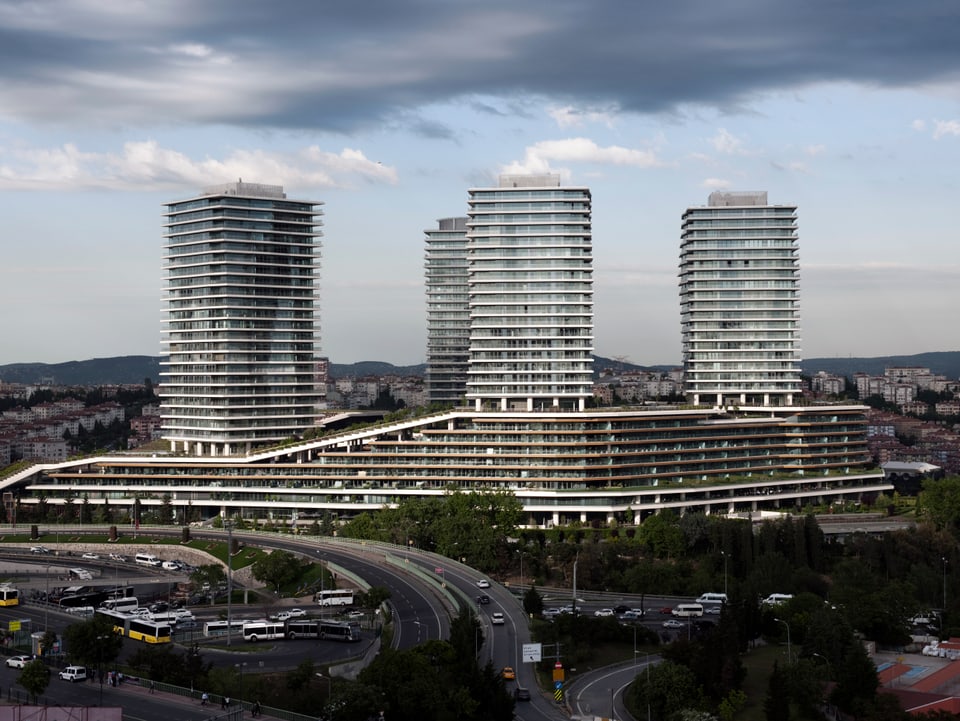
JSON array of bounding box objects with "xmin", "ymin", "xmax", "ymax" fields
[
  {"xmin": 501, "ymin": 137, "xmax": 661, "ymax": 175},
  {"xmin": 702, "ymin": 177, "xmax": 730, "ymax": 189},
  {"xmin": 804, "ymin": 144, "xmax": 825, "ymax": 156},
  {"xmin": 933, "ymin": 119, "xmax": 960, "ymax": 139},
  {"xmin": 0, "ymin": 139, "xmax": 398, "ymax": 191},
  {"xmin": 708, "ymin": 128, "xmax": 745, "ymax": 155},
  {"xmin": 911, "ymin": 119, "xmax": 927, "ymax": 131}
]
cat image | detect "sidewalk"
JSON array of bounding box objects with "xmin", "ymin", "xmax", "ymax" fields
[{"xmin": 107, "ymin": 675, "xmax": 287, "ymax": 720}]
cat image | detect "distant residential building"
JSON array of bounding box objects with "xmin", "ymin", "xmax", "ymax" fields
[
  {"xmin": 901, "ymin": 401, "xmax": 929, "ymax": 416},
  {"xmin": 811, "ymin": 372, "xmax": 846, "ymax": 396},
  {"xmin": 936, "ymin": 400, "xmax": 960, "ymax": 416},
  {"xmin": 883, "ymin": 383, "xmax": 915, "ymax": 406},
  {"xmin": 680, "ymin": 191, "xmax": 801, "ymax": 407},
  {"xmin": 159, "ymin": 182, "xmax": 325, "ymax": 456}
]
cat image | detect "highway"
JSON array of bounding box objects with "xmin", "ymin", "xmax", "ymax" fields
[{"xmin": 0, "ymin": 530, "xmax": 677, "ymax": 720}]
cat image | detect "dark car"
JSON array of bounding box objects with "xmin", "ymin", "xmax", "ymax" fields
[
  {"xmin": 476, "ymin": 594, "xmax": 490, "ymax": 605},
  {"xmin": 613, "ymin": 604, "xmax": 631, "ymax": 614},
  {"xmin": 515, "ymin": 687, "xmax": 531, "ymax": 701}
]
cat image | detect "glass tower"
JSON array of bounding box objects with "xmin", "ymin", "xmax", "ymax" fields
[
  {"xmin": 465, "ymin": 174, "xmax": 594, "ymax": 411},
  {"xmin": 679, "ymin": 191, "xmax": 801, "ymax": 407},
  {"xmin": 160, "ymin": 182, "xmax": 324, "ymax": 455},
  {"xmin": 425, "ymin": 217, "xmax": 470, "ymax": 405}
]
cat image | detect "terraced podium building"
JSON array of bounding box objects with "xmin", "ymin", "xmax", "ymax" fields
[{"xmin": 0, "ymin": 185, "xmax": 889, "ymax": 527}]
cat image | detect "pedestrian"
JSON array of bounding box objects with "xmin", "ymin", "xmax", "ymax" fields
[
  {"xmin": 252, "ymin": 700, "xmax": 262, "ymax": 717},
  {"xmin": 149, "ymin": 680, "xmax": 156, "ymax": 694},
  {"xmin": 221, "ymin": 696, "xmax": 227, "ymax": 709},
  {"xmin": 201, "ymin": 691, "xmax": 208, "ymax": 706}
]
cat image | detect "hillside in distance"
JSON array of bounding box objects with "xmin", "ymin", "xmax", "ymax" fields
[
  {"xmin": 0, "ymin": 351, "xmax": 957, "ymax": 386},
  {"xmin": 801, "ymin": 351, "xmax": 960, "ymax": 379}
]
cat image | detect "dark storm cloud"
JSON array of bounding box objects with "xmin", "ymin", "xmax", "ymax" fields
[{"xmin": 1, "ymin": 0, "xmax": 957, "ymax": 131}]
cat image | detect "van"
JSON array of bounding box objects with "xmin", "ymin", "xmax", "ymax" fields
[
  {"xmin": 762, "ymin": 594, "xmax": 794, "ymax": 606},
  {"xmin": 101, "ymin": 597, "xmax": 138, "ymax": 613},
  {"xmin": 135, "ymin": 553, "xmax": 161, "ymax": 567},
  {"xmin": 59, "ymin": 666, "xmax": 87, "ymax": 682},
  {"xmin": 695, "ymin": 593, "xmax": 728, "ymax": 605},
  {"xmin": 673, "ymin": 603, "xmax": 704, "ymax": 618}
]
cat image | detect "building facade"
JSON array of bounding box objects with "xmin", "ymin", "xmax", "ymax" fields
[
  {"xmin": 160, "ymin": 182, "xmax": 324, "ymax": 456},
  {"xmin": 465, "ymin": 175, "xmax": 594, "ymax": 412},
  {"xmin": 680, "ymin": 191, "xmax": 801, "ymax": 407},
  {"xmin": 14, "ymin": 404, "xmax": 887, "ymax": 528},
  {"xmin": 424, "ymin": 217, "xmax": 470, "ymax": 405}
]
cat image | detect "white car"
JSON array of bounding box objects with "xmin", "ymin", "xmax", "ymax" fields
[
  {"xmin": 6, "ymin": 655, "xmax": 32, "ymax": 669},
  {"xmin": 476, "ymin": 579, "xmax": 490, "ymax": 589},
  {"xmin": 30, "ymin": 546, "xmax": 50, "ymax": 554},
  {"xmin": 81, "ymin": 553, "xmax": 100, "ymax": 560},
  {"xmin": 594, "ymin": 608, "xmax": 615, "ymax": 617},
  {"xmin": 162, "ymin": 561, "xmax": 180, "ymax": 571},
  {"xmin": 491, "ymin": 612, "xmax": 505, "ymax": 625},
  {"xmin": 286, "ymin": 608, "xmax": 307, "ymax": 618},
  {"xmin": 662, "ymin": 619, "xmax": 685, "ymax": 629}
]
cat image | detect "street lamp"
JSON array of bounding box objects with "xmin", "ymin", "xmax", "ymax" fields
[
  {"xmin": 775, "ymin": 618, "xmax": 792, "ymax": 663},
  {"xmin": 96, "ymin": 634, "xmax": 109, "ymax": 706},
  {"xmin": 315, "ymin": 673, "xmax": 332, "ymax": 697},
  {"xmin": 645, "ymin": 654, "xmax": 652, "ymax": 721},
  {"xmin": 235, "ymin": 662, "xmax": 247, "ymax": 719},
  {"xmin": 721, "ymin": 551, "xmax": 728, "ymax": 597},
  {"xmin": 518, "ymin": 550, "xmax": 527, "ymax": 592},
  {"xmin": 942, "ymin": 557, "xmax": 948, "ymax": 612},
  {"xmin": 811, "ymin": 652, "xmax": 831, "ymax": 679},
  {"xmin": 225, "ymin": 519, "xmax": 234, "ymax": 647}
]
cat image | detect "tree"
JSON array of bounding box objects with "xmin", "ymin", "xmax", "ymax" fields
[
  {"xmin": 250, "ymin": 549, "xmax": 303, "ymax": 593},
  {"xmin": 62, "ymin": 615, "xmax": 123, "ymax": 669},
  {"xmin": 764, "ymin": 662, "xmax": 790, "ymax": 721},
  {"xmin": 18, "ymin": 659, "xmax": 51, "ymax": 703},
  {"xmin": 190, "ymin": 564, "xmax": 226, "ymax": 595},
  {"xmin": 523, "ymin": 585, "xmax": 544, "ymax": 616}
]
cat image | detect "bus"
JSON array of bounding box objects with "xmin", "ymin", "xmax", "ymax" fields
[
  {"xmin": 100, "ymin": 597, "xmax": 139, "ymax": 613},
  {"xmin": 95, "ymin": 609, "xmax": 171, "ymax": 644},
  {"xmin": 319, "ymin": 620, "xmax": 361, "ymax": 642},
  {"xmin": 59, "ymin": 590, "xmax": 109, "ymax": 609},
  {"xmin": 242, "ymin": 620, "xmax": 285, "ymax": 642},
  {"xmin": 673, "ymin": 603, "xmax": 704, "ymax": 618},
  {"xmin": 315, "ymin": 589, "xmax": 354, "ymax": 607},
  {"xmin": 203, "ymin": 620, "xmax": 246, "ymax": 637},
  {"xmin": 285, "ymin": 620, "xmax": 321, "ymax": 639},
  {"xmin": 0, "ymin": 585, "xmax": 20, "ymax": 607}
]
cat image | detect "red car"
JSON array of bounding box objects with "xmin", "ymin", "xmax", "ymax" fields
[{"xmin": 659, "ymin": 606, "xmax": 674, "ymax": 615}]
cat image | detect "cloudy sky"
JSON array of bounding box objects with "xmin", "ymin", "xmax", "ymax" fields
[{"xmin": 1, "ymin": 0, "xmax": 958, "ymax": 367}]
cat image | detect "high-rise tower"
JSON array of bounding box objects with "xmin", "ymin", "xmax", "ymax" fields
[
  {"xmin": 160, "ymin": 182, "xmax": 324, "ymax": 455},
  {"xmin": 465, "ymin": 174, "xmax": 593, "ymax": 411},
  {"xmin": 679, "ymin": 191, "xmax": 801, "ymax": 407},
  {"xmin": 424, "ymin": 217, "xmax": 470, "ymax": 405}
]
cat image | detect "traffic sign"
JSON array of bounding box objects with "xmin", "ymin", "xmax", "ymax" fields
[
  {"xmin": 522, "ymin": 643, "xmax": 542, "ymax": 663},
  {"xmin": 554, "ymin": 681, "xmax": 563, "ymax": 690}
]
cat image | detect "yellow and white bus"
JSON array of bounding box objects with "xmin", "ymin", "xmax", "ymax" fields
[
  {"xmin": 0, "ymin": 585, "xmax": 20, "ymax": 607},
  {"xmin": 96, "ymin": 609, "xmax": 171, "ymax": 644}
]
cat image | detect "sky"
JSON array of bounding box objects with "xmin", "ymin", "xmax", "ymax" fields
[{"xmin": 1, "ymin": 0, "xmax": 958, "ymax": 368}]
